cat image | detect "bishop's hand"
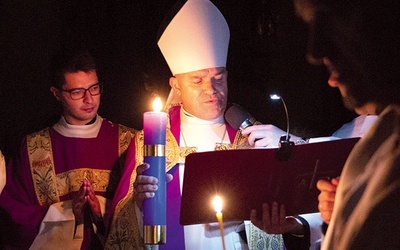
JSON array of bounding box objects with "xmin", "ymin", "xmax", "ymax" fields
[{"xmin": 133, "ymin": 163, "xmax": 173, "ymax": 210}]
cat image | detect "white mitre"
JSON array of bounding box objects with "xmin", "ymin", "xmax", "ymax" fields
[{"xmin": 157, "ymin": 0, "xmax": 230, "ymax": 76}]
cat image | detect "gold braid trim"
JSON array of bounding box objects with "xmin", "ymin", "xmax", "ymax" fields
[
  {"xmin": 118, "ymin": 124, "xmax": 136, "ymax": 157},
  {"xmin": 57, "ymin": 168, "xmax": 111, "ymax": 196},
  {"xmin": 230, "ymin": 121, "xmax": 263, "ymax": 150},
  {"xmin": 27, "ymin": 128, "xmax": 60, "ymax": 206},
  {"xmin": 112, "ymin": 131, "xmax": 143, "ymax": 218},
  {"xmin": 231, "ymin": 130, "xmax": 252, "ymax": 149},
  {"xmin": 104, "ymin": 196, "xmax": 143, "ymax": 249},
  {"xmin": 104, "ymin": 131, "xmax": 142, "ymax": 250}
]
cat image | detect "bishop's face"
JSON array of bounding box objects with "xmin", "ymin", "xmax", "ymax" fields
[{"xmin": 170, "ymin": 67, "xmax": 228, "ymax": 120}]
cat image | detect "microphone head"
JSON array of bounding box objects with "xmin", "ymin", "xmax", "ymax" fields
[{"xmin": 224, "ymin": 103, "xmax": 256, "ymax": 130}]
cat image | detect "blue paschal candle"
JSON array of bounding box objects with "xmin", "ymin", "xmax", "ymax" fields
[{"xmin": 143, "ymin": 97, "xmax": 167, "ymax": 244}]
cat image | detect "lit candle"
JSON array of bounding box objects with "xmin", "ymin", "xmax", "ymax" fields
[
  {"xmin": 143, "ymin": 97, "xmax": 167, "ymax": 245},
  {"xmin": 213, "ymin": 196, "xmax": 226, "ymax": 250}
]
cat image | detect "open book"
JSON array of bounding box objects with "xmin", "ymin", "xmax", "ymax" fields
[{"xmin": 180, "ymin": 137, "xmax": 359, "ymax": 225}]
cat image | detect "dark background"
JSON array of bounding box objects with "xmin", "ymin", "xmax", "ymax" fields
[{"xmin": 0, "ymin": 0, "xmax": 356, "ymax": 161}]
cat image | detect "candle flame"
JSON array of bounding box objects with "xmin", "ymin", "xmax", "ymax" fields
[
  {"xmin": 213, "ymin": 196, "xmax": 223, "ymax": 213},
  {"xmin": 152, "ymin": 97, "xmax": 163, "ymax": 112}
]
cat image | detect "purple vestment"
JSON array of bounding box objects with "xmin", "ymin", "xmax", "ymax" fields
[{"xmin": 0, "ymin": 119, "xmax": 132, "ymax": 249}]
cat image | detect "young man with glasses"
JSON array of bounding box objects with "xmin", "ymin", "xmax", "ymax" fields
[{"xmin": 0, "ymin": 48, "xmax": 136, "ymax": 249}]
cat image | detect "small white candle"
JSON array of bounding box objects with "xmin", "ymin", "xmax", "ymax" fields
[{"xmin": 213, "ymin": 196, "xmax": 226, "ymax": 250}]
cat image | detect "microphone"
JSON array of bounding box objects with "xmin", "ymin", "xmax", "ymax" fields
[{"xmin": 224, "ymin": 103, "xmax": 257, "ymax": 131}]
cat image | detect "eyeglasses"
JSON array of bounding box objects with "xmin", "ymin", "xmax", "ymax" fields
[{"xmin": 61, "ymin": 83, "xmax": 103, "ymax": 100}]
